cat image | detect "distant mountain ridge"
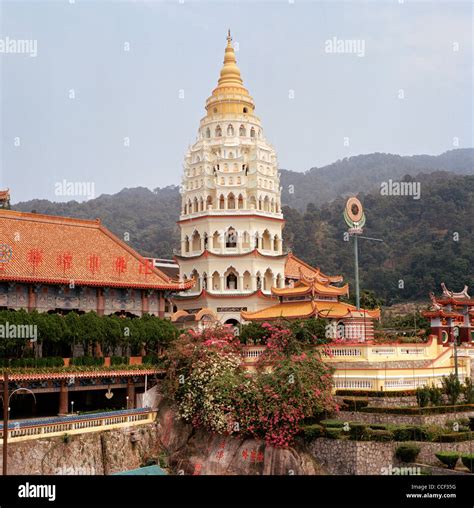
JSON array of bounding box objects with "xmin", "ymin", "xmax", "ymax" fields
[
  {"xmin": 13, "ymin": 149, "xmax": 474, "ymax": 266},
  {"xmin": 279, "ymin": 148, "xmax": 473, "ymax": 210}
]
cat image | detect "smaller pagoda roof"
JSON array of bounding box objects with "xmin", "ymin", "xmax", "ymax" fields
[
  {"xmin": 272, "ymin": 278, "xmax": 349, "ymax": 298},
  {"xmin": 284, "ymin": 253, "xmax": 343, "ymax": 283},
  {"xmin": 241, "ymin": 300, "xmax": 380, "ymax": 321}
]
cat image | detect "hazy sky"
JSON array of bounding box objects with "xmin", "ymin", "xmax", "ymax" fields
[{"xmin": 1, "ymin": 0, "xmax": 472, "ymax": 203}]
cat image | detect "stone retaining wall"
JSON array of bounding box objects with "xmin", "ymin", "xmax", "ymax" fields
[
  {"xmin": 335, "ymin": 410, "xmax": 474, "ymax": 426},
  {"xmin": 309, "ymin": 438, "xmax": 474, "ymax": 475}
]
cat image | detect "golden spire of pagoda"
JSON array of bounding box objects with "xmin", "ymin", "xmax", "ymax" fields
[{"xmin": 205, "ymin": 31, "xmax": 255, "ymax": 117}]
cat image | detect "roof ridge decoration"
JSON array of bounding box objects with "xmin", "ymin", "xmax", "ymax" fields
[{"xmin": 441, "ymin": 282, "xmax": 470, "ymax": 299}]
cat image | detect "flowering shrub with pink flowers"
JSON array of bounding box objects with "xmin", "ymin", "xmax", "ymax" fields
[{"xmin": 164, "ymin": 323, "xmax": 337, "ymax": 447}]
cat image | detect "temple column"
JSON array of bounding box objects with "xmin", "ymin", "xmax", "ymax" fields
[
  {"xmin": 97, "ymin": 288, "xmax": 105, "ymax": 316},
  {"xmin": 181, "ymin": 239, "xmax": 186, "ymax": 254},
  {"xmin": 220, "ymin": 233, "xmax": 225, "ymax": 253},
  {"xmin": 141, "ymin": 290, "xmax": 149, "ymax": 315},
  {"xmin": 237, "ymin": 233, "xmax": 243, "ymax": 253},
  {"xmin": 200, "ymin": 235, "xmax": 205, "ymax": 252},
  {"xmin": 27, "ymin": 285, "xmax": 37, "ymax": 311},
  {"xmin": 220, "ymin": 275, "xmax": 225, "ymax": 292},
  {"xmin": 158, "ymin": 293, "xmax": 165, "ymax": 318},
  {"xmin": 251, "ymin": 274, "xmax": 257, "ymax": 291},
  {"xmin": 126, "ymin": 378, "xmax": 136, "ymax": 409},
  {"xmin": 59, "ymin": 381, "xmax": 68, "ymax": 415},
  {"xmin": 239, "ymin": 274, "xmax": 244, "ymax": 291}
]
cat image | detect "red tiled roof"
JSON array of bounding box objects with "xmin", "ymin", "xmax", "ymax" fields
[
  {"xmin": 0, "ymin": 210, "xmax": 193, "ymax": 290},
  {"xmin": 285, "ymin": 253, "xmax": 343, "ymax": 282}
]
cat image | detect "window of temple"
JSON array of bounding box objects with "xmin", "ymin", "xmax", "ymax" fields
[
  {"xmin": 193, "ymin": 197, "xmax": 199, "ymax": 212},
  {"xmin": 227, "ymin": 124, "xmax": 234, "ymax": 136},
  {"xmin": 237, "ymin": 194, "xmax": 244, "ymax": 208},
  {"xmin": 191, "ymin": 269, "xmax": 200, "ymax": 291},
  {"xmin": 237, "ymin": 177, "xmax": 241, "ymax": 185},
  {"xmin": 274, "ymin": 234, "xmax": 280, "ymax": 251},
  {"xmin": 243, "ymin": 270, "xmax": 251, "ymax": 290},
  {"xmin": 250, "ymin": 127, "xmax": 255, "ymax": 138},
  {"xmin": 202, "ymin": 272, "xmax": 208, "ymax": 289},
  {"xmin": 256, "ymin": 272, "xmax": 262, "ymax": 290},
  {"xmin": 206, "ymin": 128, "xmax": 210, "ymax": 138},
  {"xmin": 225, "ymin": 268, "xmax": 238, "ymax": 290},
  {"xmin": 239, "ymin": 125, "xmax": 246, "ymax": 136},
  {"xmin": 206, "ymin": 195, "xmax": 213, "ymax": 209},
  {"xmin": 263, "ymin": 196, "xmax": 270, "ymax": 212},
  {"xmin": 219, "ymin": 195, "xmax": 225, "ymax": 209},
  {"xmin": 242, "ymin": 231, "xmax": 250, "ymax": 249},
  {"xmin": 212, "ymin": 271, "xmax": 220, "ymax": 290},
  {"xmin": 184, "ymin": 236, "xmax": 190, "ymax": 253},
  {"xmin": 203, "ymin": 233, "xmax": 208, "ymax": 249},
  {"xmin": 227, "ymin": 193, "xmax": 236, "ymax": 209},
  {"xmin": 216, "ymin": 125, "xmax": 222, "ymax": 137},
  {"xmin": 258, "ymin": 198, "xmax": 262, "ymax": 211},
  {"xmin": 226, "ymin": 227, "xmax": 237, "ymax": 248},
  {"xmin": 249, "ymin": 196, "xmax": 257, "ymax": 209},
  {"xmin": 243, "ymin": 107, "xmax": 248, "ymax": 113},
  {"xmin": 262, "ymin": 230, "xmax": 272, "ymax": 250},
  {"xmin": 276, "ymin": 273, "xmax": 282, "ymax": 288},
  {"xmin": 263, "ymin": 268, "xmax": 273, "ymax": 291},
  {"xmin": 212, "ymin": 231, "xmax": 220, "ymax": 249},
  {"xmin": 200, "ymin": 197, "xmax": 204, "ymax": 211},
  {"xmin": 191, "ymin": 231, "xmax": 201, "ymax": 251}
]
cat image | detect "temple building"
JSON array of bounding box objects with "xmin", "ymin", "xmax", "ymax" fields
[
  {"xmin": 0, "ymin": 189, "xmax": 10, "ymax": 209},
  {"xmin": 423, "ymin": 284, "xmax": 474, "ymax": 343},
  {"xmin": 242, "ymin": 255, "xmax": 380, "ymax": 340},
  {"xmin": 171, "ymin": 32, "xmax": 379, "ymax": 338},
  {"xmin": 172, "ymin": 31, "xmax": 285, "ymax": 327},
  {"xmin": 0, "ymin": 209, "xmax": 192, "ymax": 316}
]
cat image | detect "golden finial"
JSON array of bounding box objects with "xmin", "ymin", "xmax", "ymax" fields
[{"xmin": 227, "ymin": 29, "xmax": 232, "ymax": 43}]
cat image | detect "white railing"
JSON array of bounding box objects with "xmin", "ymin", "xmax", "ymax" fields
[
  {"xmin": 334, "ymin": 379, "xmax": 373, "ymax": 389},
  {"xmin": 370, "ymin": 348, "xmax": 396, "ymax": 356},
  {"xmin": 1, "ymin": 410, "xmax": 155, "ymax": 443},
  {"xmin": 323, "ymin": 348, "xmax": 362, "ymax": 357}
]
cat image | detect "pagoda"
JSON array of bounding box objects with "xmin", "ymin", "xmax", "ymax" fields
[
  {"xmin": 172, "ymin": 31, "xmax": 285, "ymax": 326},
  {"xmin": 423, "ymin": 283, "xmax": 474, "ymax": 343},
  {"xmin": 0, "ymin": 188, "xmax": 10, "ymax": 209}
]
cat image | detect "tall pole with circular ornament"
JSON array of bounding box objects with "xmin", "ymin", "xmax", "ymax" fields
[{"xmin": 344, "ymin": 197, "xmax": 366, "ymax": 311}]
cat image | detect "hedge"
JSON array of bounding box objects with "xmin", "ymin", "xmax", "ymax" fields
[
  {"xmin": 2, "ymin": 357, "xmax": 64, "ymax": 368},
  {"xmin": 320, "ymin": 419, "xmax": 346, "ymax": 428},
  {"xmin": 365, "ymin": 429, "xmax": 394, "ymax": 442},
  {"xmin": 70, "ymin": 356, "xmax": 104, "ymax": 367},
  {"xmin": 395, "ymin": 444, "xmax": 420, "ymax": 463},
  {"xmin": 335, "ymin": 390, "xmax": 416, "ymax": 398},
  {"xmin": 299, "ymin": 424, "xmax": 324, "ymax": 440},
  {"xmin": 461, "ymin": 454, "xmax": 474, "ymax": 473},
  {"xmin": 435, "ymin": 452, "xmax": 459, "ymax": 469},
  {"xmin": 349, "ymin": 423, "xmax": 367, "ymax": 440},
  {"xmin": 110, "ymin": 356, "xmax": 128, "ymax": 366},
  {"xmin": 434, "ymin": 432, "xmax": 472, "ymax": 443},
  {"xmin": 360, "ymin": 404, "xmax": 474, "ymax": 415},
  {"xmin": 342, "ymin": 398, "xmax": 369, "ymax": 411},
  {"xmin": 325, "ymin": 428, "xmax": 343, "ymax": 439}
]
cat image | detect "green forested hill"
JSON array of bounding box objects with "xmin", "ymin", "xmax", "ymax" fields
[
  {"xmin": 12, "ymin": 151, "xmax": 473, "ymax": 304},
  {"xmin": 280, "ymin": 148, "xmax": 473, "ymax": 210}
]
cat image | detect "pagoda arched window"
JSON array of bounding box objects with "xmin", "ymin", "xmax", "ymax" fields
[
  {"xmin": 191, "ymin": 269, "xmax": 200, "ymax": 291},
  {"xmin": 256, "ymin": 272, "xmax": 262, "ymax": 290},
  {"xmin": 243, "ymin": 271, "xmax": 251, "ymax": 290},
  {"xmin": 263, "ymin": 196, "xmax": 270, "ymax": 212},
  {"xmin": 215, "ymin": 125, "xmax": 222, "ymax": 137},
  {"xmin": 263, "ymin": 268, "xmax": 273, "ymax": 291},
  {"xmin": 184, "ymin": 236, "xmax": 190, "ymax": 253},
  {"xmin": 242, "ymin": 231, "xmax": 250, "ymax": 249},
  {"xmin": 225, "ymin": 267, "xmax": 239, "ymax": 290},
  {"xmin": 219, "ymin": 195, "xmax": 225, "ymax": 209},
  {"xmin": 250, "ymin": 127, "xmax": 255, "ymax": 138},
  {"xmin": 206, "ymin": 127, "xmax": 210, "ymax": 138},
  {"xmin": 227, "ymin": 193, "xmax": 236, "ymax": 209},
  {"xmin": 237, "ymin": 194, "xmax": 244, "ymax": 209},
  {"xmin": 212, "ymin": 271, "xmax": 220, "ymax": 291},
  {"xmin": 227, "ymin": 124, "xmax": 234, "ymax": 136},
  {"xmin": 206, "ymin": 195, "xmax": 213, "ymax": 209},
  {"xmin": 193, "ymin": 197, "xmax": 199, "ymax": 213},
  {"xmin": 191, "ymin": 231, "xmax": 201, "ymax": 252},
  {"xmin": 239, "ymin": 125, "xmax": 246, "ymax": 136},
  {"xmin": 212, "ymin": 231, "xmax": 220, "ymax": 249},
  {"xmin": 262, "ymin": 230, "xmax": 272, "ymax": 250},
  {"xmin": 226, "ymin": 228, "xmax": 237, "ymax": 248}
]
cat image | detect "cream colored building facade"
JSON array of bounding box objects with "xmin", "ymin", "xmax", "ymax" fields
[{"xmin": 173, "ymin": 32, "xmax": 286, "ymax": 325}]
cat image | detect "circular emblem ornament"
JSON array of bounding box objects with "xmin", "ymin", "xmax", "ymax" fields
[
  {"xmin": 344, "ymin": 197, "xmax": 366, "ymax": 232},
  {"xmin": 0, "ymin": 244, "xmax": 12, "ymax": 263}
]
